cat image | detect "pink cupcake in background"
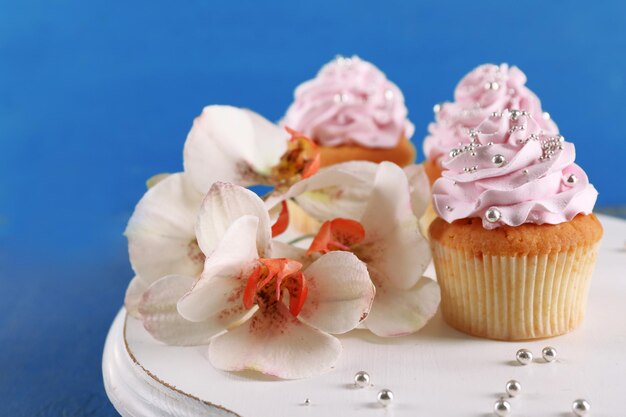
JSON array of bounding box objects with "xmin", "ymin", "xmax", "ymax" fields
[
  {"xmin": 283, "ymin": 55, "xmax": 417, "ymax": 168},
  {"xmin": 423, "ymin": 63, "xmax": 558, "ymax": 184}
]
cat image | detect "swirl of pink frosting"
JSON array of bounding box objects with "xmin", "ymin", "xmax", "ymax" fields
[
  {"xmin": 424, "ymin": 63, "xmax": 558, "ymax": 163},
  {"xmin": 431, "ymin": 110, "xmax": 598, "ymax": 229},
  {"xmin": 282, "ymin": 56, "xmax": 414, "ymax": 148}
]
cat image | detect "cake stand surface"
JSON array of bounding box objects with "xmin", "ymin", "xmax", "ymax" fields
[{"xmin": 103, "ymin": 214, "xmax": 626, "ymax": 417}]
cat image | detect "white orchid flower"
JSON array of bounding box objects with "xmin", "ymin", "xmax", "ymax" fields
[
  {"xmin": 272, "ymin": 162, "xmax": 440, "ymax": 337},
  {"xmin": 183, "ymin": 105, "xmax": 320, "ymax": 196},
  {"xmin": 124, "ymin": 173, "xmax": 204, "ymax": 317},
  {"xmin": 137, "ymin": 182, "xmax": 376, "ymax": 379},
  {"xmin": 266, "ymin": 160, "xmax": 431, "ymax": 226}
]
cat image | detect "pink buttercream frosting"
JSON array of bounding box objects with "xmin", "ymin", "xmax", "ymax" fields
[
  {"xmin": 424, "ymin": 63, "xmax": 558, "ymax": 164},
  {"xmin": 432, "ymin": 110, "xmax": 598, "ymax": 229},
  {"xmin": 282, "ymin": 56, "xmax": 414, "ymax": 148}
]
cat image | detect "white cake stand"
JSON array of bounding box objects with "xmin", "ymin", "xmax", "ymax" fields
[{"xmin": 103, "ymin": 214, "xmax": 626, "ymax": 417}]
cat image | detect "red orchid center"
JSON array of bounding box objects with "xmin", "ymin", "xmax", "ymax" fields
[
  {"xmin": 307, "ymin": 218, "xmax": 365, "ymax": 256},
  {"xmin": 270, "ymin": 127, "xmax": 321, "ymax": 188},
  {"xmin": 243, "ymin": 258, "xmax": 308, "ymax": 317}
]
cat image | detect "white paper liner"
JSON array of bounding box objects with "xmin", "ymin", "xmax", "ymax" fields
[{"xmin": 431, "ymin": 241, "xmax": 599, "ymax": 340}]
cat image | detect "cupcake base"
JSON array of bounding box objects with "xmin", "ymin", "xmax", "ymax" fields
[
  {"xmin": 429, "ymin": 214, "xmax": 603, "ymax": 340},
  {"xmin": 318, "ymin": 136, "xmax": 415, "ymax": 167}
]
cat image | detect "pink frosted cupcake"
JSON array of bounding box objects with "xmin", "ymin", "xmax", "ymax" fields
[
  {"xmin": 423, "ymin": 63, "xmax": 557, "ymax": 185},
  {"xmin": 283, "ymin": 55, "xmax": 416, "ymax": 168},
  {"xmin": 428, "ymin": 109, "xmax": 602, "ymax": 340}
]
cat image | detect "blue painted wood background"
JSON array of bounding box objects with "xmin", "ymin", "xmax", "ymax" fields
[{"xmin": 1, "ymin": 0, "xmax": 625, "ymax": 415}]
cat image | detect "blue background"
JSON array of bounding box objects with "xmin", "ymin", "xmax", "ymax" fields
[{"xmin": 1, "ymin": 1, "xmax": 625, "ymax": 415}]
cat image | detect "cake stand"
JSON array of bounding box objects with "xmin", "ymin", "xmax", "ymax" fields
[{"xmin": 103, "ymin": 214, "xmax": 626, "ymax": 416}]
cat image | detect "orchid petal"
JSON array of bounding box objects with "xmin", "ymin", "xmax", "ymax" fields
[
  {"xmin": 178, "ymin": 215, "xmax": 259, "ymax": 323},
  {"xmin": 364, "ymin": 274, "xmax": 440, "ymax": 337},
  {"xmin": 124, "ymin": 275, "xmax": 148, "ymax": 319},
  {"xmin": 264, "ymin": 161, "xmax": 378, "ymax": 221},
  {"xmin": 357, "ymin": 162, "xmax": 431, "ymax": 289},
  {"xmin": 138, "ymin": 275, "xmax": 225, "ymax": 345},
  {"xmin": 125, "ymin": 173, "xmax": 204, "ymax": 286},
  {"xmin": 404, "ymin": 164, "xmax": 431, "ymax": 218},
  {"xmin": 183, "ymin": 105, "xmax": 288, "ymax": 193},
  {"xmin": 208, "ymin": 303, "xmax": 341, "ymax": 379},
  {"xmin": 299, "ymin": 251, "xmax": 375, "ymax": 334},
  {"xmin": 196, "ymin": 182, "xmax": 271, "ymax": 257}
]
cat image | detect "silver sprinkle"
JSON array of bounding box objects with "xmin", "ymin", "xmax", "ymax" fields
[
  {"xmin": 377, "ymin": 389, "xmax": 394, "ymax": 407},
  {"xmin": 543, "ymin": 111, "xmax": 551, "ymax": 120},
  {"xmin": 492, "ymin": 154, "xmax": 506, "ymax": 167},
  {"xmin": 485, "ymin": 207, "xmax": 501, "ymax": 223},
  {"xmin": 484, "ymin": 81, "xmax": 500, "ymax": 91},
  {"xmin": 522, "ymin": 169, "xmax": 529, "ymax": 175},
  {"xmin": 505, "ymin": 380, "xmax": 522, "ymax": 397},
  {"xmin": 572, "ymin": 399, "xmax": 590, "ymax": 416},
  {"xmin": 516, "ymin": 348, "xmax": 533, "ymax": 365},
  {"xmin": 354, "ymin": 371, "xmax": 370, "ymax": 388},
  {"xmin": 303, "ymin": 398, "xmax": 311, "ymax": 406},
  {"xmin": 542, "ymin": 346, "xmax": 557, "ymax": 362},
  {"xmin": 384, "ymin": 89, "xmax": 394, "ymax": 101},
  {"xmin": 433, "ymin": 103, "xmax": 442, "ymax": 113},
  {"xmin": 333, "ymin": 93, "xmax": 347, "ymax": 103}
]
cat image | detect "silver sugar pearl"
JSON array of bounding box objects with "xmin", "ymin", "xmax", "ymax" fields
[
  {"xmin": 449, "ymin": 148, "xmax": 459, "ymax": 158},
  {"xmin": 516, "ymin": 348, "xmax": 533, "ymax": 365},
  {"xmin": 303, "ymin": 398, "xmax": 311, "ymax": 406},
  {"xmin": 333, "ymin": 93, "xmax": 347, "ymax": 103},
  {"xmin": 445, "ymin": 205, "xmax": 453, "ymax": 212},
  {"xmin": 492, "ymin": 154, "xmax": 506, "ymax": 167},
  {"xmin": 377, "ymin": 389, "xmax": 394, "ymax": 407},
  {"xmin": 354, "ymin": 371, "xmax": 370, "ymax": 388},
  {"xmin": 522, "ymin": 169, "xmax": 529, "ymax": 175},
  {"xmin": 485, "ymin": 207, "xmax": 501, "ymax": 223},
  {"xmin": 542, "ymin": 346, "xmax": 557, "ymax": 362},
  {"xmin": 572, "ymin": 399, "xmax": 590, "ymax": 416},
  {"xmin": 505, "ymin": 380, "xmax": 522, "ymax": 397},
  {"xmin": 494, "ymin": 399, "xmax": 511, "ymax": 416},
  {"xmin": 485, "ymin": 81, "xmax": 500, "ymax": 91},
  {"xmin": 565, "ymin": 174, "xmax": 578, "ymax": 186},
  {"xmin": 433, "ymin": 103, "xmax": 442, "ymax": 113},
  {"xmin": 543, "ymin": 111, "xmax": 551, "ymax": 120},
  {"xmin": 510, "ymin": 109, "xmax": 521, "ymax": 120},
  {"xmin": 384, "ymin": 89, "xmax": 394, "ymax": 101}
]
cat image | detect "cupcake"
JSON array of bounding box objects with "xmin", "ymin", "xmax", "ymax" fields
[
  {"xmin": 283, "ymin": 55, "xmax": 416, "ymax": 168},
  {"xmin": 428, "ymin": 109, "xmax": 602, "ymax": 340},
  {"xmin": 423, "ymin": 63, "xmax": 558, "ymax": 185}
]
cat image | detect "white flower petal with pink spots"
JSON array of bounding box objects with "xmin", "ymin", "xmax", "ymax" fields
[
  {"xmin": 183, "ymin": 105, "xmax": 288, "ymax": 194},
  {"xmin": 208, "ymin": 303, "xmax": 342, "ymax": 379},
  {"xmin": 124, "ymin": 275, "xmax": 148, "ymax": 319},
  {"xmin": 178, "ymin": 215, "xmax": 260, "ymax": 323},
  {"xmin": 358, "ymin": 162, "xmax": 431, "ymax": 290},
  {"xmin": 196, "ymin": 182, "xmax": 272, "ymax": 258},
  {"xmin": 299, "ymin": 251, "xmax": 375, "ymax": 334},
  {"xmin": 139, "ymin": 275, "xmax": 226, "ymax": 345},
  {"xmin": 364, "ymin": 273, "xmax": 440, "ymax": 337},
  {"xmin": 125, "ymin": 173, "xmax": 204, "ymax": 286}
]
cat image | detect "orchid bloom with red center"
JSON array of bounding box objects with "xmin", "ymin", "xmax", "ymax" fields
[
  {"xmin": 183, "ymin": 105, "xmax": 321, "ymax": 195},
  {"xmin": 124, "ymin": 106, "xmax": 324, "ymax": 316},
  {"xmin": 269, "ymin": 161, "xmax": 440, "ymax": 337},
  {"xmin": 136, "ymin": 182, "xmax": 375, "ymax": 379}
]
